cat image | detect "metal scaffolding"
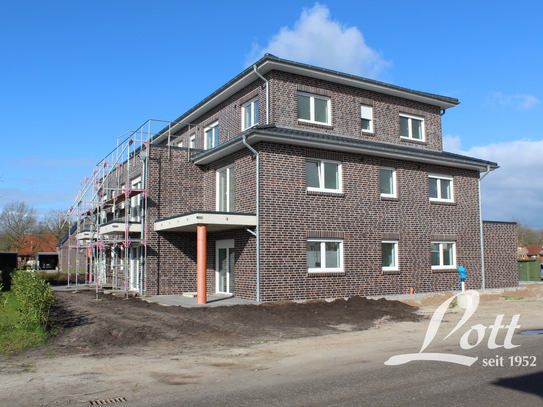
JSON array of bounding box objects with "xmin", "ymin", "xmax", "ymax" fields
[{"xmin": 60, "ymin": 119, "xmax": 187, "ymax": 296}]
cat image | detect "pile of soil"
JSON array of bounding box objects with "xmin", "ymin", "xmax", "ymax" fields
[{"xmin": 45, "ymin": 290, "xmax": 421, "ymax": 357}]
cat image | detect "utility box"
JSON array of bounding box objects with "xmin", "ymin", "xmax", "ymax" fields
[{"xmin": 518, "ymin": 259, "xmax": 541, "ymax": 282}]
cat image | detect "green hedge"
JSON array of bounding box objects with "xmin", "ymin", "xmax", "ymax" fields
[{"xmin": 11, "ymin": 271, "xmax": 55, "ymax": 329}]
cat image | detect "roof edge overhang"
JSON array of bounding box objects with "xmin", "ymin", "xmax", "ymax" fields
[
  {"xmin": 192, "ymin": 128, "xmax": 498, "ymax": 173},
  {"xmin": 153, "ymin": 55, "xmax": 459, "ymax": 144}
]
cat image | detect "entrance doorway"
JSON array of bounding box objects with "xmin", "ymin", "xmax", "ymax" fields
[
  {"xmin": 130, "ymin": 246, "xmax": 141, "ymax": 291},
  {"xmin": 216, "ymin": 239, "xmax": 234, "ymax": 294}
]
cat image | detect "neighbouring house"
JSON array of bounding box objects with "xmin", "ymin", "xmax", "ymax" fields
[
  {"xmin": 518, "ymin": 244, "xmax": 528, "ymax": 258},
  {"xmin": 526, "ymin": 245, "xmax": 543, "ymax": 261},
  {"xmin": 63, "ymin": 54, "xmax": 518, "ymax": 302},
  {"xmin": 15, "ymin": 235, "xmax": 58, "ymax": 269}
]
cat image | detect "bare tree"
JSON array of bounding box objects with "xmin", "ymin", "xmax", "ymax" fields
[
  {"xmin": 0, "ymin": 201, "xmax": 39, "ymax": 251},
  {"xmin": 38, "ymin": 209, "xmax": 73, "ymax": 242},
  {"xmin": 511, "ymin": 217, "xmax": 543, "ymax": 246}
]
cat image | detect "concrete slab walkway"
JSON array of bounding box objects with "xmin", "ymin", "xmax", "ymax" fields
[{"xmin": 142, "ymin": 293, "xmax": 259, "ymax": 307}]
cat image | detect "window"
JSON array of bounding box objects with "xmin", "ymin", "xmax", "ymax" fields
[
  {"xmin": 130, "ymin": 177, "xmax": 142, "ymax": 222},
  {"xmin": 306, "ymin": 159, "xmax": 341, "ymax": 193},
  {"xmin": 361, "ymin": 105, "xmax": 373, "ymax": 133},
  {"xmin": 429, "ymin": 174, "xmax": 453, "ymax": 202},
  {"xmin": 297, "ymin": 93, "xmax": 331, "ymax": 125},
  {"xmin": 431, "ymin": 241, "xmax": 456, "ymax": 269},
  {"xmin": 242, "ymin": 97, "xmax": 259, "ymax": 130},
  {"xmin": 190, "ymin": 135, "xmax": 196, "ymax": 149},
  {"xmin": 205, "ymin": 122, "xmax": 219, "ymax": 149},
  {"xmin": 380, "ymin": 167, "xmax": 396, "ymax": 198},
  {"xmin": 382, "ymin": 240, "xmax": 398, "ymax": 271},
  {"xmin": 307, "ymin": 239, "xmax": 343, "ymax": 273},
  {"xmin": 400, "ymin": 113, "xmax": 424, "ymax": 141},
  {"xmin": 216, "ymin": 166, "xmax": 234, "ymax": 212},
  {"xmin": 177, "ymin": 139, "xmax": 184, "ymax": 148}
]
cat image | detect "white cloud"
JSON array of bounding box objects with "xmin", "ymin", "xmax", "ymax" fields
[
  {"xmin": 246, "ymin": 3, "xmax": 391, "ymax": 79},
  {"xmin": 458, "ymin": 139, "xmax": 543, "ymax": 229},
  {"xmin": 443, "ymin": 134, "xmax": 462, "ymax": 153},
  {"xmin": 486, "ymin": 92, "xmax": 540, "ymax": 110}
]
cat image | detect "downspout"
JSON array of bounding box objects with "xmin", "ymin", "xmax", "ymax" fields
[
  {"xmin": 478, "ymin": 165, "xmax": 491, "ymax": 289},
  {"xmin": 242, "ymin": 134, "xmax": 260, "ymax": 302},
  {"xmin": 253, "ymin": 65, "xmax": 269, "ymax": 125}
]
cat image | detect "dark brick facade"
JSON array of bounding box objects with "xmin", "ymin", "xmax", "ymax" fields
[
  {"xmin": 77, "ymin": 56, "xmax": 518, "ymax": 300},
  {"xmin": 482, "ymin": 221, "xmax": 518, "ymax": 288}
]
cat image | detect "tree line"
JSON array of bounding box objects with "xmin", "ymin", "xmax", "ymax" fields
[{"xmin": 0, "ymin": 201, "xmax": 72, "ymax": 252}]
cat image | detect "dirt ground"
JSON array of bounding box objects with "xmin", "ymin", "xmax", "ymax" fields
[
  {"xmin": 39, "ymin": 289, "xmax": 421, "ymax": 357},
  {"xmin": 2, "ymin": 284, "xmax": 543, "ymax": 406}
]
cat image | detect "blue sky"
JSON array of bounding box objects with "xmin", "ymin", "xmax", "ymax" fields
[{"xmin": 1, "ymin": 1, "xmax": 542, "ymax": 228}]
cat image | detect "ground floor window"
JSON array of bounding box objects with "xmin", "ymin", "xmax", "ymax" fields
[
  {"xmin": 307, "ymin": 238, "xmax": 343, "ymax": 273},
  {"xmin": 382, "ymin": 240, "xmax": 398, "ymax": 271},
  {"xmin": 431, "ymin": 241, "xmax": 456, "ymax": 269}
]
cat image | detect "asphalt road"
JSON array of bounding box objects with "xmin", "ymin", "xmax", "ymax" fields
[{"xmin": 122, "ymin": 331, "xmax": 543, "ymax": 407}]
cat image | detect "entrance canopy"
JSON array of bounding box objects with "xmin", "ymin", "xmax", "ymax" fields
[{"xmin": 154, "ymin": 211, "xmax": 256, "ymax": 233}]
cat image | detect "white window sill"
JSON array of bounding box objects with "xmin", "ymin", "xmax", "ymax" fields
[
  {"xmin": 400, "ymin": 136, "xmax": 425, "ymax": 143},
  {"xmin": 307, "ymin": 187, "xmax": 342, "ymax": 194},
  {"xmin": 430, "ymin": 198, "xmax": 455, "ymax": 204},
  {"xmin": 298, "ymin": 119, "xmax": 332, "ymax": 127},
  {"xmin": 381, "ymin": 193, "xmax": 397, "ymax": 199}
]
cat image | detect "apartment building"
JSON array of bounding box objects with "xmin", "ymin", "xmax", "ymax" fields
[{"xmin": 63, "ymin": 54, "xmax": 518, "ymax": 303}]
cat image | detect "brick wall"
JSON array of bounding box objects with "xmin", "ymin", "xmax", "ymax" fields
[
  {"xmin": 483, "ymin": 221, "xmax": 518, "ymax": 288},
  {"xmin": 268, "ymin": 71, "xmax": 443, "ymax": 151},
  {"xmin": 255, "ymin": 141, "xmax": 482, "ymax": 301}
]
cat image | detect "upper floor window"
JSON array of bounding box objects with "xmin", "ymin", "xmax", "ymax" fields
[
  {"xmin": 400, "ymin": 113, "xmax": 424, "ymax": 141},
  {"xmin": 380, "ymin": 167, "xmax": 397, "ymax": 198},
  {"xmin": 177, "ymin": 139, "xmax": 184, "ymax": 148},
  {"xmin": 190, "ymin": 135, "xmax": 196, "ymax": 149},
  {"xmin": 361, "ymin": 105, "xmax": 373, "ymax": 133},
  {"xmin": 217, "ymin": 166, "xmax": 234, "ymax": 212},
  {"xmin": 130, "ymin": 177, "xmax": 142, "ymax": 222},
  {"xmin": 205, "ymin": 122, "xmax": 219, "ymax": 150},
  {"xmin": 297, "ymin": 93, "xmax": 331, "ymax": 125},
  {"xmin": 306, "ymin": 159, "xmax": 342, "ymax": 193},
  {"xmin": 242, "ymin": 98, "xmax": 259, "ymax": 130},
  {"xmin": 429, "ymin": 174, "xmax": 453, "ymax": 202}
]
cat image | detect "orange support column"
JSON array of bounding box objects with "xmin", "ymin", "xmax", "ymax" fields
[{"xmin": 197, "ymin": 224, "xmax": 207, "ymax": 304}]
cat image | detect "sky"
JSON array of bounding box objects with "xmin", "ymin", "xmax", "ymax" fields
[{"xmin": 0, "ymin": 0, "xmax": 542, "ymax": 228}]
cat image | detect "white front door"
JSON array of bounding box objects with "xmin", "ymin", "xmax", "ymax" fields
[
  {"xmin": 216, "ymin": 239, "xmax": 234, "ymax": 294},
  {"xmin": 130, "ymin": 246, "xmax": 140, "ymax": 291}
]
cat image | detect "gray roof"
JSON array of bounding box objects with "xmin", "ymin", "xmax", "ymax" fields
[
  {"xmin": 192, "ymin": 124, "xmax": 498, "ymax": 171},
  {"xmin": 153, "ymin": 54, "xmax": 460, "ymax": 143}
]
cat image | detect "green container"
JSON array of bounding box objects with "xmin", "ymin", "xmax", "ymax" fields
[{"xmin": 518, "ymin": 259, "xmax": 541, "ymax": 282}]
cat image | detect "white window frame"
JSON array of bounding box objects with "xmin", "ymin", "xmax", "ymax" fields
[
  {"xmin": 361, "ymin": 105, "xmax": 373, "ymax": 133},
  {"xmin": 297, "ymin": 92, "xmax": 331, "ymax": 125},
  {"xmin": 382, "ymin": 240, "xmax": 399, "ymax": 272},
  {"xmin": 204, "ymin": 122, "xmax": 219, "ymax": 150},
  {"xmin": 307, "ymin": 238, "xmax": 343, "ymax": 273},
  {"xmin": 242, "ymin": 97, "xmax": 259, "ymax": 130},
  {"xmin": 429, "ymin": 174, "xmax": 454, "ymax": 203},
  {"xmin": 431, "ymin": 241, "xmax": 457, "ymax": 270},
  {"xmin": 190, "ymin": 134, "xmax": 196, "ymax": 149},
  {"xmin": 216, "ymin": 165, "xmax": 234, "ymax": 212},
  {"xmin": 306, "ymin": 159, "xmax": 342, "ymax": 193},
  {"xmin": 399, "ymin": 113, "xmax": 425, "ymax": 141},
  {"xmin": 380, "ymin": 167, "xmax": 397, "ymax": 198},
  {"xmin": 177, "ymin": 138, "xmax": 184, "ymax": 148},
  {"xmin": 130, "ymin": 176, "xmax": 142, "ymax": 222}
]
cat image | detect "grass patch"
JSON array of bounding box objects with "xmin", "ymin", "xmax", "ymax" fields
[
  {"xmin": 0, "ymin": 291, "xmax": 49, "ymax": 355},
  {"xmin": 502, "ymin": 296, "xmax": 525, "ymax": 301}
]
